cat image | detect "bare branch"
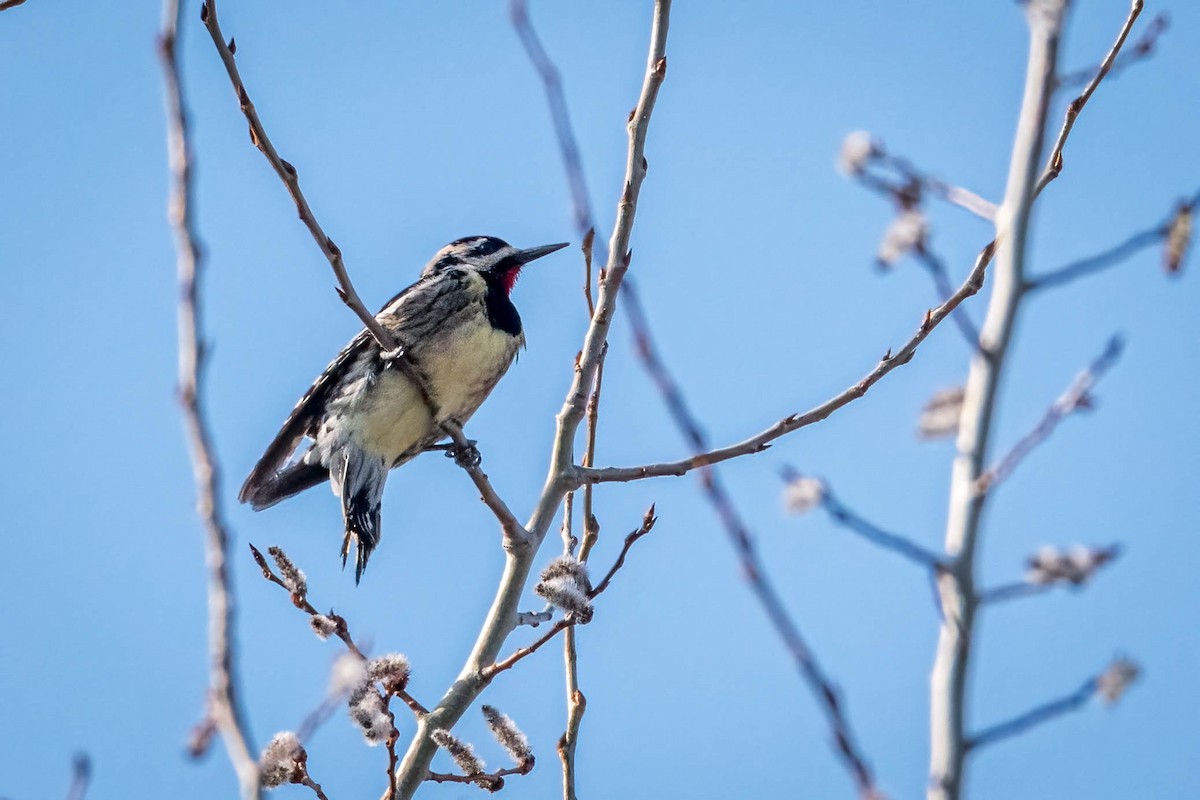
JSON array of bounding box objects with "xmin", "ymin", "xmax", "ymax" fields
[
  {"xmin": 587, "ymin": 506, "xmax": 657, "ymax": 598},
  {"xmin": 913, "ymin": 244, "xmax": 981, "ymax": 346},
  {"xmin": 844, "ymin": 132, "xmax": 998, "ymax": 222},
  {"xmin": 389, "ymin": 12, "xmax": 673, "ymax": 793},
  {"xmin": 1057, "ymin": 12, "xmax": 1168, "ymax": 90},
  {"xmin": 623, "ymin": 285, "xmax": 879, "ymax": 796},
  {"xmin": 247, "ymin": 541, "xmax": 443, "ymax": 732},
  {"xmin": 0, "ymin": 0, "xmax": 29, "ymax": 10},
  {"xmin": 440, "ymin": 421, "xmax": 529, "ymax": 543},
  {"xmin": 484, "ymin": 617, "xmax": 575, "ymax": 679},
  {"xmin": 575, "ymin": 241, "xmax": 996, "ymax": 488},
  {"xmin": 1026, "ymin": 191, "xmax": 1199, "ymax": 291},
  {"xmin": 198, "ymin": 0, "xmax": 395, "ymax": 350},
  {"xmin": 509, "ymin": 0, "xmax": 592, "ymax": 235},
  {"xmin": 485, "ymin": 510, "xmax": 655, "ymax": 680},
  {"xmin": 782, "ymin": 469, "xmax": 945, "ymax": 569},
  {"xmin": 976, "ymin": 336, "xmax": 1123, "ymax": 495},
  {"xmin": 426, "ymin": 762, "xmax": 534, "ymax": 793},
  {"xmin": 1034, "ymin": 0, "xmax": 1144, "ymax": 197},
  {"xmin": 158, "ymin": 3, "xmax": 258, "ymax": 795},
  {"xmin": 64, "ymin": 753, "xmax": 90, "ymax": 800},
  {"xmin": 931, "ymin": 4, "xmax": 1067, "ymax": 796},
  {"xmin": 967, "ymin": 658, "xmax": 1138, "ymax": 752}
]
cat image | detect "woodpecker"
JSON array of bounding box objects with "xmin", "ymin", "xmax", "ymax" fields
[{"xmin": 239, "ymin": 236, "xmax": 568, "ymax": 582}]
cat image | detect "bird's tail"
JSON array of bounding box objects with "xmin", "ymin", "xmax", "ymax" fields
[
  {"xmin": 335, "ymin": 448, "xmax": 388, "ymax": 584},
  {"xmin": 241, "ymin": 460, "xmax": 328, "ymax": 510}
]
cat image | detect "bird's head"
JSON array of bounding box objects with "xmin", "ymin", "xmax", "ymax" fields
[{"xmin": 424, "ymin": 236, "xmax": 569, "ymax": 295}]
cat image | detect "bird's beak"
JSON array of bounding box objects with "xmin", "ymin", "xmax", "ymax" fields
[{"xmin": 516, "ymin": 242, "xmax": 570, "ymax": 264}]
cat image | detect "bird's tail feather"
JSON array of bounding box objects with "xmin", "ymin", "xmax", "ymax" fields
[
  {"xmin": 336, "ymin": 448, "xmax": 388, "ymax": 584},
  {"xmin": 241, "ymin": 460, "xmax": 328, "ymax": 510}
]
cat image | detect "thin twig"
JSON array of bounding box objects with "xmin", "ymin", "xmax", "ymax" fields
[
  {"xmin": 298, "ymin": 776, "xmax": 330, "ymax": 800},
  {"xmin": 976, "ymin": 582, "xmax": 1050, "ymax": 604},
  {"xmin": 158, "ymin": 3, "xmax": 258, "ymax": 796},
  {"xmin": 976, "ymin": 335, "xmax": 1123, "ymax": 494},
  {"xmin": 64, "ymin": 754, "xmax": 90, "ymax": 800},
  {"xmin": 814, "ymin": 482, "xmax": 944, "ymax": 570},
  {"xmin": 574, "ymin": 241, "xmax": 996, "ymax": 488},
  {"xmin": 0, "ymin": 0, "xmax": 28, "ymax": 10},
  {"xmin": 485, "ymin": 617, "xmax": 575, "ymax": 678},
  {"xmin": 1025, "ymin": 191, "xmax": 1200, "ymax": 291},
  {"xmin": 966, "ymin": 676, "xmax": 1097, "ymax": 751},
  {"xmin": 1056, "ymin": 12, "xmax": 1168, "ymax": 89},
  {"xmin": 1034, "ymin": 0, "xmax": 1144, "ymax": 197},
  {"xmin": 440, "ymin": 421, "xmax": 529, "ymax": 543},
  {"xmin": 622, "ymin": 280, "xmax": 881, "ymax": 798},
  {"xmin": 426, "ymin": 762, "xmax": 534, "ymax": 792},
  {"xmin": 384, "ymin": 699, "xmax": 401, "ymax": 800},
  {"xmin": 588, "ymin": 509, "xmax": 657, "ymax": 598},
  {"xmin": 486, "ymin": 508, "xmax": 656, "ymax": 680},
  {"xmin": 914, "ymin": 245, "xmax": 981, "ymax": 346},
  {"xmin": 198, "ymin": 0, "xmax": 394, "ymax": 350},
  {"xmin": 248, "ymin": 543, "xmax": 368, "ymax": 659},
  {"xmin": 509, "ymin": 0, "xmax": 592, "ymax": 234},
  {"xmin": 870, "ymin": 149, "xmax": 999, "ymax": 222}
]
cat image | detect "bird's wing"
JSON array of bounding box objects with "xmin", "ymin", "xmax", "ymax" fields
[
  {"xmin": 239, "ymin": 273, "xmax": 445, "ymax": 507},
  {"xmin": 239, "ymin": 328, "xmax": 375, "ymax": 505}
]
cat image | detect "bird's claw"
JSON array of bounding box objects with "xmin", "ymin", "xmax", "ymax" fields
[{"xmin": 446, "ymin": 439, "xmax": 481, "ymax": 469}]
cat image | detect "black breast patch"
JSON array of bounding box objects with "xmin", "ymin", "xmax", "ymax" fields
[{"xmin": 483, "ymin": 278, "xmax": 522, "ymax": 336}]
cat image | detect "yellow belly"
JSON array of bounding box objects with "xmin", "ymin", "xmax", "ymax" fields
[{"xmin": 348, "ymin": 319, "xmax": 520, "ymax": 463}]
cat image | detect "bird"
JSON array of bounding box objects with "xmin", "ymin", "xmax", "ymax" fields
[{"xmin": 239, "ymin": 235, "xmax": 568, "ymax": 582}]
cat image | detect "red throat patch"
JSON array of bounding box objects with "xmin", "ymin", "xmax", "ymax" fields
[{"xmin": 501, "ymin": 266, "xmax": 522, "ymax": 295}]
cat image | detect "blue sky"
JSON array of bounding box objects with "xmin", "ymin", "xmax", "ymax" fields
[{"xmin": 2, "ymin": 2, "xmax": 1198, "ymax": 798}]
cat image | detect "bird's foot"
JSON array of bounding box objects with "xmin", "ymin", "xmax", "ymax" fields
[{"xmin": 445, "ymin": 439, "xmax": 481, "ymax": 470}]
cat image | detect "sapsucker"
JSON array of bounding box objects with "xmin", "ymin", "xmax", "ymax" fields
[{"xmin": 239, "ymin": 236, "xmax": 568, "ymax": 581}]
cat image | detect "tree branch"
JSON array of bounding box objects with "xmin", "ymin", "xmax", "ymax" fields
[
  {"xmin": 1056, "ymin": 11, "xmax": 1167, "ymax": 90},
  {"xmin": 806, "ymin": 476, "xmax": 945, "ymax": 570},
  {"xmin": 1034, "ymin": 0, "xmax": 1144, "ymax": 197},
  {"xmin": 387, "ymin": 6, "xmax": 672, "ymax": 796},
  {"xmin": 968, "ymin": 678, "xmax": 1095, "ymax": 752},
  {"xmin": 848, "ymin": 135, "xmax": 998, "ymax": 222},
  {"xmin": 623, "ymin": 280, "xmax": 880, "ymax": 795},
  {"xmin": 930, "ymin": 3, "xmax": 1067, "ymax": 797},
  {"xmin": 976, "ymin": 335, "xmax": 1123, "ymax": 495},
  {"xmin": 574, "ymin": 241, "xmax": 995, "ymax": 489},
  {"xmin": 198, "ymin": 0, "xmax": 395, "ymax": 350},
  {"xmin": 64, "ymin": 753, "xmax": 91, "ymax": 800},
  {"xmin": 967, "ymin": 657, "xmax": 1144, "ymax": 754},
  {"xmin": 158, "ymin": 3, "xmax": 258, "ymax": 796},
  {"xmin": 1025, "ymin": 191, "xmax": 1199, "ymax": 291}
]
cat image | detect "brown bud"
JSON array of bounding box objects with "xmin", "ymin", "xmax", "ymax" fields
[
  {"xmin": 228, "ymin": 37, "xmax": 236, "ymax": 55},
  {"xmin": 1164, "ymin": 201, "xmax": 1193, "ymax": 275}
]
